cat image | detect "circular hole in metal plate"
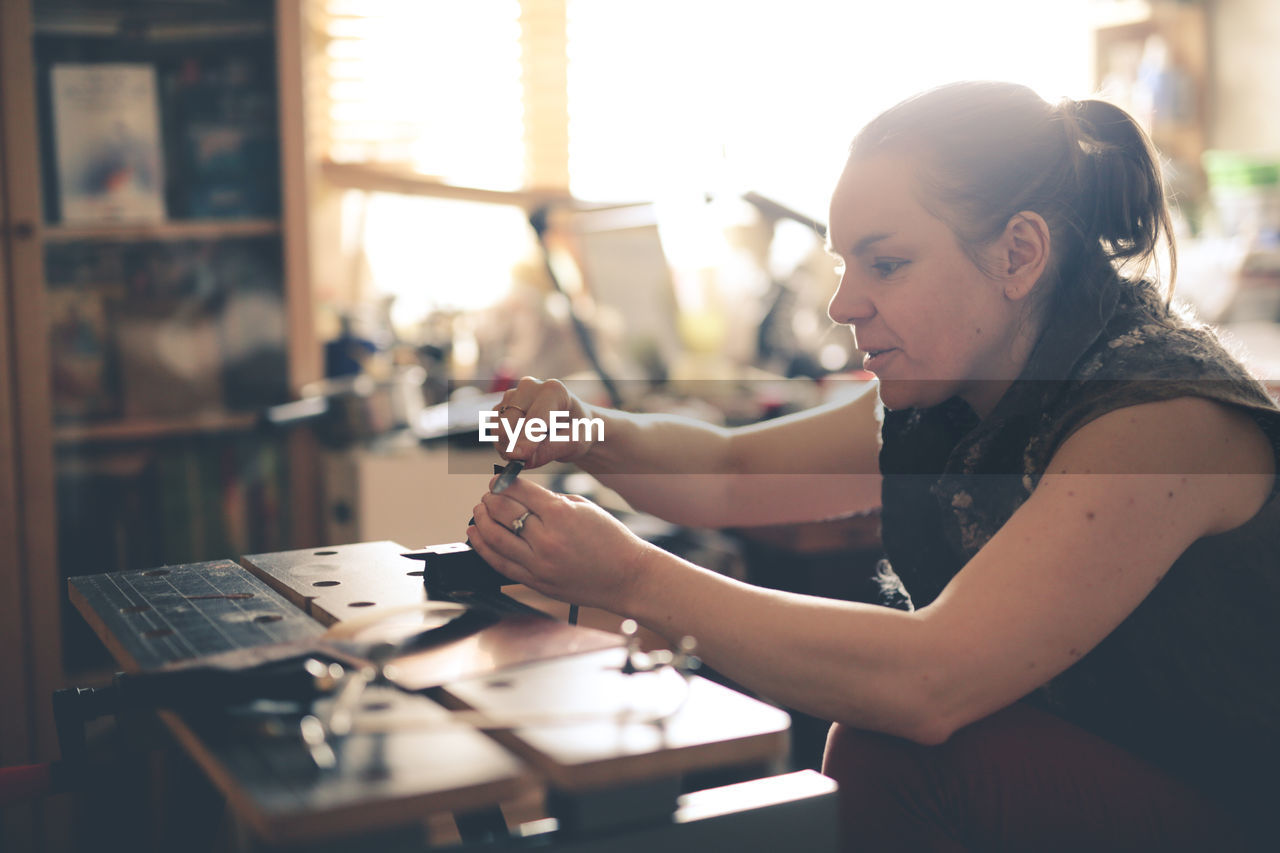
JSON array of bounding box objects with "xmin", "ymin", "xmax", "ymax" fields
[
  {"xmin": 312, "ymin": 580, "xmax": 340, "ymax": 587},
  {"xmin": 362, "ymin": 701, "xmax": 392, "ymax": 712},
  {"xmin": 142, "ymin": 628, "xmax": 174, "ymax": 639},
  {"xmin": 142, "ymin": 569, "xmax": 170, "ymax": 576},
  {"xmin": 121, "ymin": 605, "xmax": 151, "ymax": 614},
  {"xmin": 253, "ymin": 614, "xmax": 283, "ymax": 623},
  {"xmin": 485, "ymin": 679, "xmax": 513, "ymax": 689},
  {"xmin": 314, "ymin": 550, "xmax": 338, "ymax": 555},
  {"xmin": 405, "ymin": 570, "xmax": 424, "ymax": 577},
  {"xmin": 348, "ymin": 601, "xmax": 376, "ymax": 608},
  {"xmin": 324, "ymin": 601, "xmax": 472, "ymax": 644}
]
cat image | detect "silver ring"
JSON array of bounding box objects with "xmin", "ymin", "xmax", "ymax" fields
[
  {"xmin": 511, "ymin": 510, "xmax": 533, "ymax": 536},
  {"xmin": 498, "ymin": 404, "xmax": 526, "ymax": 417}
]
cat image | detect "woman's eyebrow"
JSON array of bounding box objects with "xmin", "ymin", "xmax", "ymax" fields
[
  {"xmin": 825, "ymin": 232, "xmax": 895, "ymax": 258},
  {"xmin": 851, "ymin": 232, "xmax": 893, "ymax": 256}
]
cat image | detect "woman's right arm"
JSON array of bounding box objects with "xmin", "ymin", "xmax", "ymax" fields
[{"xmin": 497, "ymin": 378, "xmax": 883, "ymax": 528}]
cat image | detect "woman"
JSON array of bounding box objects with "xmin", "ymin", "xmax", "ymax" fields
[{"xmin": 466, "ymin": 82, "xmax": 1279, "ymax": 851}]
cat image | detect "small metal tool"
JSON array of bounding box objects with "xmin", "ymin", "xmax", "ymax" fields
[
  {"xmin": 303, "ymin": 641, "xmax": 416, "ymax": 769},
  {"xmin": 491, "ymin": 459, "xmax": 525, "ymax": 494},
  {"xmin": 321, "ymin": 642, "xmax": 398, "ymax": 738},
  {"xmin": 299, "ymin": 714, "xmax": 336, "ymax": 770},
  {"xmin": 619, "ymin": 619, "xmax": 701, "ymax": 678}
]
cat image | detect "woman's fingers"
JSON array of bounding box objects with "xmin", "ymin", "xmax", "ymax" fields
[
  {"xmin": 479, "ymin": 491, "xmax": 541, "ymax": 536},
  {"xmin": 467, "ymin": 530, "xmax": 533, "ymax": 587},
  {"xmin": 469, "ymin": 477, "xmax": 648, "ymax": 612},
  {"xmin": 472, "ymin": 497, "xmax": 532, "ymax": 548},
  {"xmin": 467, "ymin": 503, "xmax": 536, "ymax": 584},
  {"xmin": 488, "ymin": 475, "xmax": 560, "ymax": 512},
  {"xmin": 496, "ymin": 377, "xmax": 556, "ymax": 461},
  {"xmin": 493, "ymin": 377, "xmax": 592, "ymax": 466}
]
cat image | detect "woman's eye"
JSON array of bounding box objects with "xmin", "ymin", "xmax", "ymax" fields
[{"xmin": 871, "ymin": 259, "xmax": 908, "ymax": 277}]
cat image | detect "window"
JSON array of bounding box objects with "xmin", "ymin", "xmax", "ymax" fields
[
  {"xmin": 307, "ymin": 0, "xmax": 1093, "ymax": 331},
  {"xmin": 317, "ymin": 0, "xmax": 524, "ymax": 186},
  {"xmin": 566, "ymin": 0, "xmax": 1093, "ymax": 213}
]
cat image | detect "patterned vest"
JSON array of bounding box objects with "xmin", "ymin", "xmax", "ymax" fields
[{"xmin": 877, "ymin": 279, "xmax": 1280, "ymax": 824}]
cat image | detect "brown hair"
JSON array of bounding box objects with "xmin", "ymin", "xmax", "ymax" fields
[{"xmin": 848, "ymin": 81, "xmax": 1176, "ymax": 310}]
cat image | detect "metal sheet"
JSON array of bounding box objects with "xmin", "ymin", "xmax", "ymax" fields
[
  {"xmin": 240, "ymin": 540, "xmax": 429, "ymax": 626},
  {"xmin": 68, "ymin": 560, "xmax": 324, "ymax": 671}
]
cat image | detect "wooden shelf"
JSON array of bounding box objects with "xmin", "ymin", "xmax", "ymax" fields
[
  {"xmin": 43, "ymin": 218, "xmax": 281, "ymax": 244},
  {"xmin": 33, "ymin": 2, "xmax": 271, "ymax": 40},
  {"xmin": 1091, "ymin": 0, "xmax": 1208, "ymax": 182},
  {"xmin": 55, "ymin": 411, "xmax": 258, "ymax": 445},
  {"xmin": 1091, "ymin": 0, "xmax": 1154, "ymax": 31},
  {"xmin": 320, "ymin": 160, "xmax": 575, "ymax": 209},
  {"xmin": 34, "ymin": 19, "xmax": 272, "ymax": 40}
]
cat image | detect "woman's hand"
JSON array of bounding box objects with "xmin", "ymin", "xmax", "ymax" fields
[
  {"xmin": 466, "ymin": 475, "xmax": 655, "ymax": 612},
  {"xmin": 493, "ymin": 377, "xmax": 598, "ymax": 469}
]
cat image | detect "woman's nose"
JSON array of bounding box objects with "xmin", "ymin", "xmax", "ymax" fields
[{"xmin": 828, "ymin": 271, "xmax": 874, "ymax": 326}]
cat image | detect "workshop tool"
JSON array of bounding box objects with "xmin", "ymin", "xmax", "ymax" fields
[
  {"xmin": 401, "ymin": 541, "xmax": 516, "ymax": 598},
  {"xmin": 400, "ymin": 460, "xmax": 527, "ymax": 597},
  {"xmin": 235, "ymin": 541, "xmax": 616, "ymax": 691},
  {"xmin": 0, "ymin": 654, "xmax": 353, "ymax": 804},
  {"xmin": 491, "ymin": 458, "xmax": 525, "ymax": 494},
  {"xmin": 63, "ymin": 559, "xmax": 533, "ymax": 844},
  {"xmin": 2, "ymin": 588, "xmax": 469, "ymax": 803},
  {"xmin": 55, "ymin": 577, "xmax": 506, "ymax": 789},
  {"xmin": 56, "ymin": 543, "xmax": 815, "ymax": 848}
]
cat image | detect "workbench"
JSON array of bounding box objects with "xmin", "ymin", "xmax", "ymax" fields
[{"xmin": 66, "ymin": 540, "xmax": 838, "ymax": 851}]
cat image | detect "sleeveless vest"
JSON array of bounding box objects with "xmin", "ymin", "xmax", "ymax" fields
[{"xmin": 877, "ymin": 280, "xmax": 1280, "ymax": 824}]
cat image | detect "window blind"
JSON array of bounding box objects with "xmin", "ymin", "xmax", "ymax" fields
[
  {"xmin": 312, "ymin": 0, "xmax": 528, "ymax": 190},
  {"xmin": 303, "ymin": 0, "xmax": 1092, "ymax": 324}
]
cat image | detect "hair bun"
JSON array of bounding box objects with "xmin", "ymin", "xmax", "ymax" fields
[{"xmin": 1069, "ymin": 99, "xmax": 1168, "ymax": 281}]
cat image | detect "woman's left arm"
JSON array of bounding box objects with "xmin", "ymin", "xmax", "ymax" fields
[{"xmin": 469, "ymin": 396, "xmax": 1274, "ymax": 745}]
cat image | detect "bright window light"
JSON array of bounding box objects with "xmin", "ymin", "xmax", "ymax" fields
[
  {"xmin": 567, "ymin": 0, "xmax": 1093, "ymax": 218},
  {"xmin": 323, "ymin": 0, "xmax": 524, "ymax": 187},
  {"xmin": 353, "ymin": 192, "xmax": 536, "ymax": 322},
  {"xmin": 323, "ymin": 0, "xmax": 1094, "ymax": 322}
]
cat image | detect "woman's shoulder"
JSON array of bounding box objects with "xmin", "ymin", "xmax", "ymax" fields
[
  {"xmin": 1040, "ymin": 285, "xmax": 1280, "ymax": 479},
  {"xmin": 1046, "ymin": 393, "xmax": 1275, "ymax": 535},
  {"xmin": 1080, "ymin": 293, "xmax": 1235, "ymax": 374},
  {"xmin": 1070, "ymin": 288, "xmax": 1276, "ymax": 409}
]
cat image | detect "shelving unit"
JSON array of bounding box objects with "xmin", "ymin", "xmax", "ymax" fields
[
  {"xmin": 1091, "ymin": 0, "xmax": 1209, "ymax": 207},
  {"xmin": 0, "ymin": 2, "xmax": 319, "ymax": 849},
  {"xmin": 44, "ymin": 217, "xmax": 281, "ymax": 243},
  {"xmin": 53, "ymin": 410, "xmax": 258, "ymax": 444}
]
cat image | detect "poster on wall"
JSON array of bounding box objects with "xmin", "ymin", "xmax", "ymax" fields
[{"xmin": 51, "ymin": 63, "xmax": 166, "ymax": 225}]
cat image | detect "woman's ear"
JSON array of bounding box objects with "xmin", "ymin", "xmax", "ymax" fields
[{"xmin": 999, "ymin": 211, "xmax": 1051, "ymax": 301}]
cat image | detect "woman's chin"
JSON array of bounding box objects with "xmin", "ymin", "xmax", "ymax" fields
[{"xmin": 876, "ymin": 378, "xmax": 957, "ymax": 412}]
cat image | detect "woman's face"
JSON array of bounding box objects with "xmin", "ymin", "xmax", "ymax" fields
[{"xmin": 826, "ymin": 154, "xmax": 1032, "ymax": 415}]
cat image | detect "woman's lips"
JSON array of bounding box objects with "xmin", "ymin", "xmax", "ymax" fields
[{"xmin": 863, "ymin": 348, "xmax": 898, "ymax": 373}]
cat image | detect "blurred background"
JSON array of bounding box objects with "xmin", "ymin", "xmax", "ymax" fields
[{"xmin": 4, "ymin": 1, "xmax": 1280, "ymax": 847}]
